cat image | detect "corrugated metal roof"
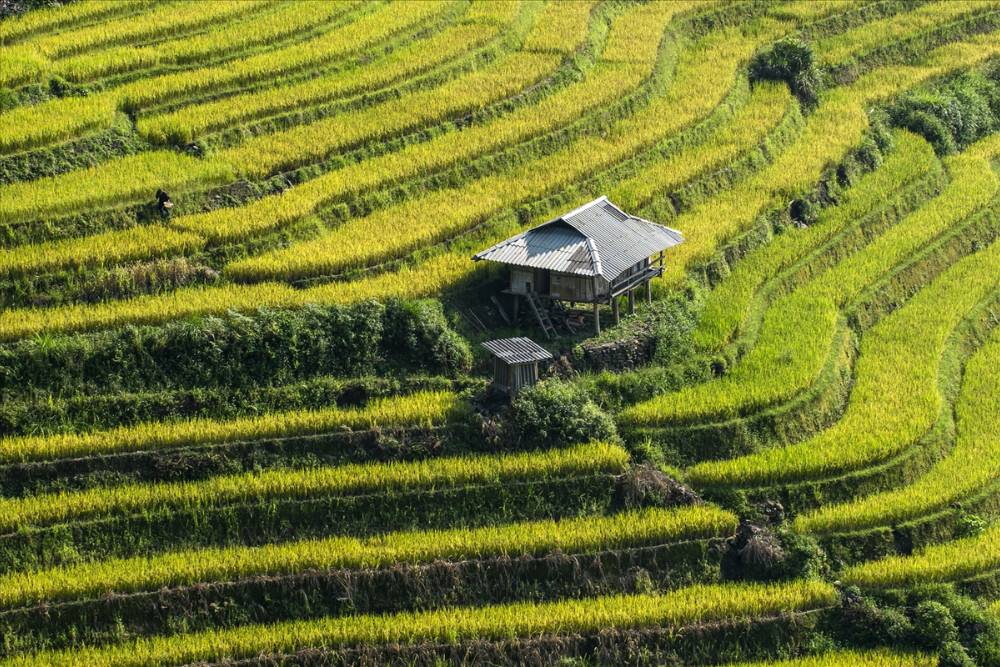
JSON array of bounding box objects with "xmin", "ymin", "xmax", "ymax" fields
[
  {"xmin": 473, "ymin": 196, "xmax": 683, "ymax": 280},
  {"xmin": 481, "ymin": 337, "xmax": 553, "ymax": 364}
]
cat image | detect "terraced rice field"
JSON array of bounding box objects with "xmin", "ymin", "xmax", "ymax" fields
[{"xmin": 1, "ymin": 0, "xmax": 999, "ymax": 664}]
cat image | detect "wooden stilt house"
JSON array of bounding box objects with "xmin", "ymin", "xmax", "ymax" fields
[{"xmin": 473, "ymin": 196, "xmax": 684, "ymax": 336}]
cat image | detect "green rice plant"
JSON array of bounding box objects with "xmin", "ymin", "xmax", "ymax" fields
[
  {"xmin": 213, "ymin": 51, "xmax": 563, "ymax": 177},
  {"xmin": 51, "ymin": 1, "xmax": 356, "ymax": 83},
  {"xmin": 173, "ymin": 61, "xmax": 647, "ymax": 243},
  {"xmin": 692, "ymin": 131, "xmax": 940, "ymax": 352},
  {"xmin": 722, "ymin": 650, "xmax": 937, "ymax": 667},
  {"xmin": 0, "ymin": 390, "xmax": 457, "ymax": 464},
  {"xmin": 624, "ymin": 148, "xmax": 998, "ymax": 426},
  {"xmin": 135, "ymin": 19, "xmax": 503, "ymax": 144},
  {"xmin": 0, "ymin": 0, "xmax": 267, "ymax": 86},
  {"xmin": 841, "ymin": 520, "xmax": 1000, "ymax": 589},
  {"xmin": 1, "ymin": 580, "xmax": 835, "ymax": 666},
  {"xmin": 793, "ymin": 325, "xmax": 1000, "ymax": 534},
  {"xmin": 655, "ymin": 29, "xmax": 1000, "ymax": 289},
  {"xmin": 990, "ymin": 600, "xmax": 1000, "ymax": 618},
  {"xmin": 0, "ymin": 442, "xmax": 629, "ymax": 533},
  {"xmin": 686, "ymin": 240, "xmax": 1000, "ymax": 488},
  {"xmin": 0, "ymin": 151, "xmax": 234, "ymax": 225},
  {"xmin": 0, "ymin": 505, "xmax": 735, "ymax": 609},
  {"xmin": 522, "ymin": 0, "xmax": 597, "ymax": 53},
  {"xmin": 0, "ymin": 0, "xmax": 152, "ymax": 44},
  {"xmin": 226, "ymin": 21, "xmax": 769, "ymax": 281},
  {"xmin": 816, "ymin": 0, "xmax": 998, "ymax": 66}
]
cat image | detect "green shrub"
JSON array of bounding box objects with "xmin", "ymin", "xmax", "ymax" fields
[
  {"xmin": 939, "ymin": 641, "xmax": 976, "ymax": 667},
  {"xmin": 913, "ymin": 601, "xmax": 960, "ymax": 649},
  {"xmin": 749, "ymin": 37, "xmax": 823, "ymax": 106},
  {"xmin": 890, "ymin": 71, "xmax": 1000, "ymax": 154},
  {"xmin": 0, "ymin": 299, "xmax": 469, "ymax": 396},
  {"xmin": 508, "ymin": 379, "xmax": 617, "ymax": 449}
]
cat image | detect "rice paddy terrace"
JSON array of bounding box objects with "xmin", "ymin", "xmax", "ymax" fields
[{"xmin": 0, "ymin": 0, "xmax": 999, "ymax": 665}]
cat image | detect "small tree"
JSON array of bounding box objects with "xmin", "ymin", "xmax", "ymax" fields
[{"xmin": 508, "ymin": 379, "xmax": 617, "ymax": 449}]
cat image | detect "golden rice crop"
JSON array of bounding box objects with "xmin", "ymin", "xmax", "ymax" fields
[
  {"xmin": 0, "ymin": 0, "xmax": 151, "ymax": 43},
  {"xmin": 793, "ymin": 326, "xmax": 1000, "ymax": 534},
  {"xmin": 0, "ymin": 390, "xmax": 457, "ymax": 464},
  {"xmin": 609, "ymin": 80, "xmax": 794, "ymax": 208},
  {"xmin": 687, "ymin": 240, "xmax": 1000, "ymax": 488},
  {"xmin": 29, "ymin": 0, "xmax": 265, "ymax": 59},
  {"xmin": 51, "ymin": 1, "xmax": 353, "ymax": 83},
  {"xmin": 602, "ymin": 0, "xmax": 697, "ymax": 64},
  {"xmin": 655, "ymin": 29, "xmax": 1000, "ymax": 289},
  {"xmin": 0, "ymin": 93, "xmax": 119, "ymax": 154},
  {"xmin": 522, "ymin": 0, "xmax": 597, "ymax": 53},
  {"xmin": 722, "ymin": 650, "xmax": 938, "ymax": 667},
  {"xmin": 692, "ymin": 131, "xmax": 940, "ymax": 352},
  {"xmin": 173, "ymin": 61, "xmax": 646, "ymax": 243},
  {"xmin": 0, "ymin": 1, "xmax": 453, "ymax": 154},
  {"xmin": 0, "ymin": 225, "xmax": 202, "ymax": 279},
  {"xmin": 0, "ymin": 151, "xmax": 233, "ymax": 225},
  {"xmin": 1, "ymin": 31, "xmax": 997, "ymax": 343},
  {"xmin": 0, "ymin": 505, "xmax": 736, "ymax": 608},
  {"xmin": 225, "ymin": 22, "xmax": 769, "ymax": 281},
  {"xmin": 0, "ymin": 442, "xmax": 629, "ymax": 533},
  {"xmin": 213, "ymin": 51, "xmax": 562, "ymax": 177},
  {"xmin": 461, "ymin": 0, "xmax": 523, "ymax": 26},
  {"xmin": 624, "ymin": 149, "xmax": 998, "ymax": 426},
  {"xmin": 0, "ymin": 1, "xmax": 261, "ymax": 86},
  {"xmin": 137, "ymin": 20, "xmax": 501, "ymax": 145},
  {"xmin": 841, "ymin": 521, "xmax": 1000, "ymax": 589},
  {"xmin": 1, "ymin": 580, "xmax": 835, "ymax": 666},
  {"xmin": 817, "ymin": 0, "xmax": 998, "ymax": 66},
  {"xmin": 116, "ymin": 0, "xmax": 458, "ymax": 111},
  {"xmin": 768, "ymin": 1, "xmax": 861, "ymax": 22}
]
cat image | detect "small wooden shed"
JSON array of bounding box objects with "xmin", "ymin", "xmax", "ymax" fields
[{"xmin": 481, "ymin": 337, "xmax": 553, "ymax": 395}]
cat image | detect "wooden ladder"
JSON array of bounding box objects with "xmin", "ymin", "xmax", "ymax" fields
[{"xmin": 525, "ymin": 291, "xmax": 557, "ymax": 339}]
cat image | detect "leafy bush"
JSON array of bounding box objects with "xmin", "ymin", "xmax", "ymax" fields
[
  {"xmin": 939, "ymin": 641, "xmax": 975, "ymax": 667},
  {"xmin": 507, "ymin": 379, "xmax": 617, "ymax": 449},
  {"xmin": 749, "ymin": 37, "xmax": 823, "ymax": 106},
  {"xmin": 913, "ymin": 601, "xmax": 960, "ymax": 649},
  {"xmin": 0, "ymin": 299, "xmax": 470, "ymax": 396},
  {"xmin": 890, "ymin": 70, "xmax": 1000, "ymax": 154}
]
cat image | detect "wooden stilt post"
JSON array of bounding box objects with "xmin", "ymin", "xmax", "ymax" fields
[
  {"xmin": 628, "ymin": 288, "xmax": 635, "ymax": 314},
  {"xmin": 647, "ymin": 279, "xmax": 653, "ymax": 304},
  {"xmin": 512, "ymin": 294, "xmax": 520, "ymax": 323},
  {"xmin": 593, "ymin": 302, "xmax": 601, "ymax": 334},
  {"xmin": 613, "ymin": 296, "xmax": 620, "ymax": 325}
]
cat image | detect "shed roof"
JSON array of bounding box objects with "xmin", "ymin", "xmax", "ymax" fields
[
  {"xmin": 481, "ymin": 337, "xmax": 553, "ymax": 365},
  {"xmin": 472, "ymin": 196, "xmax": 683, "ymax": 281}
]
